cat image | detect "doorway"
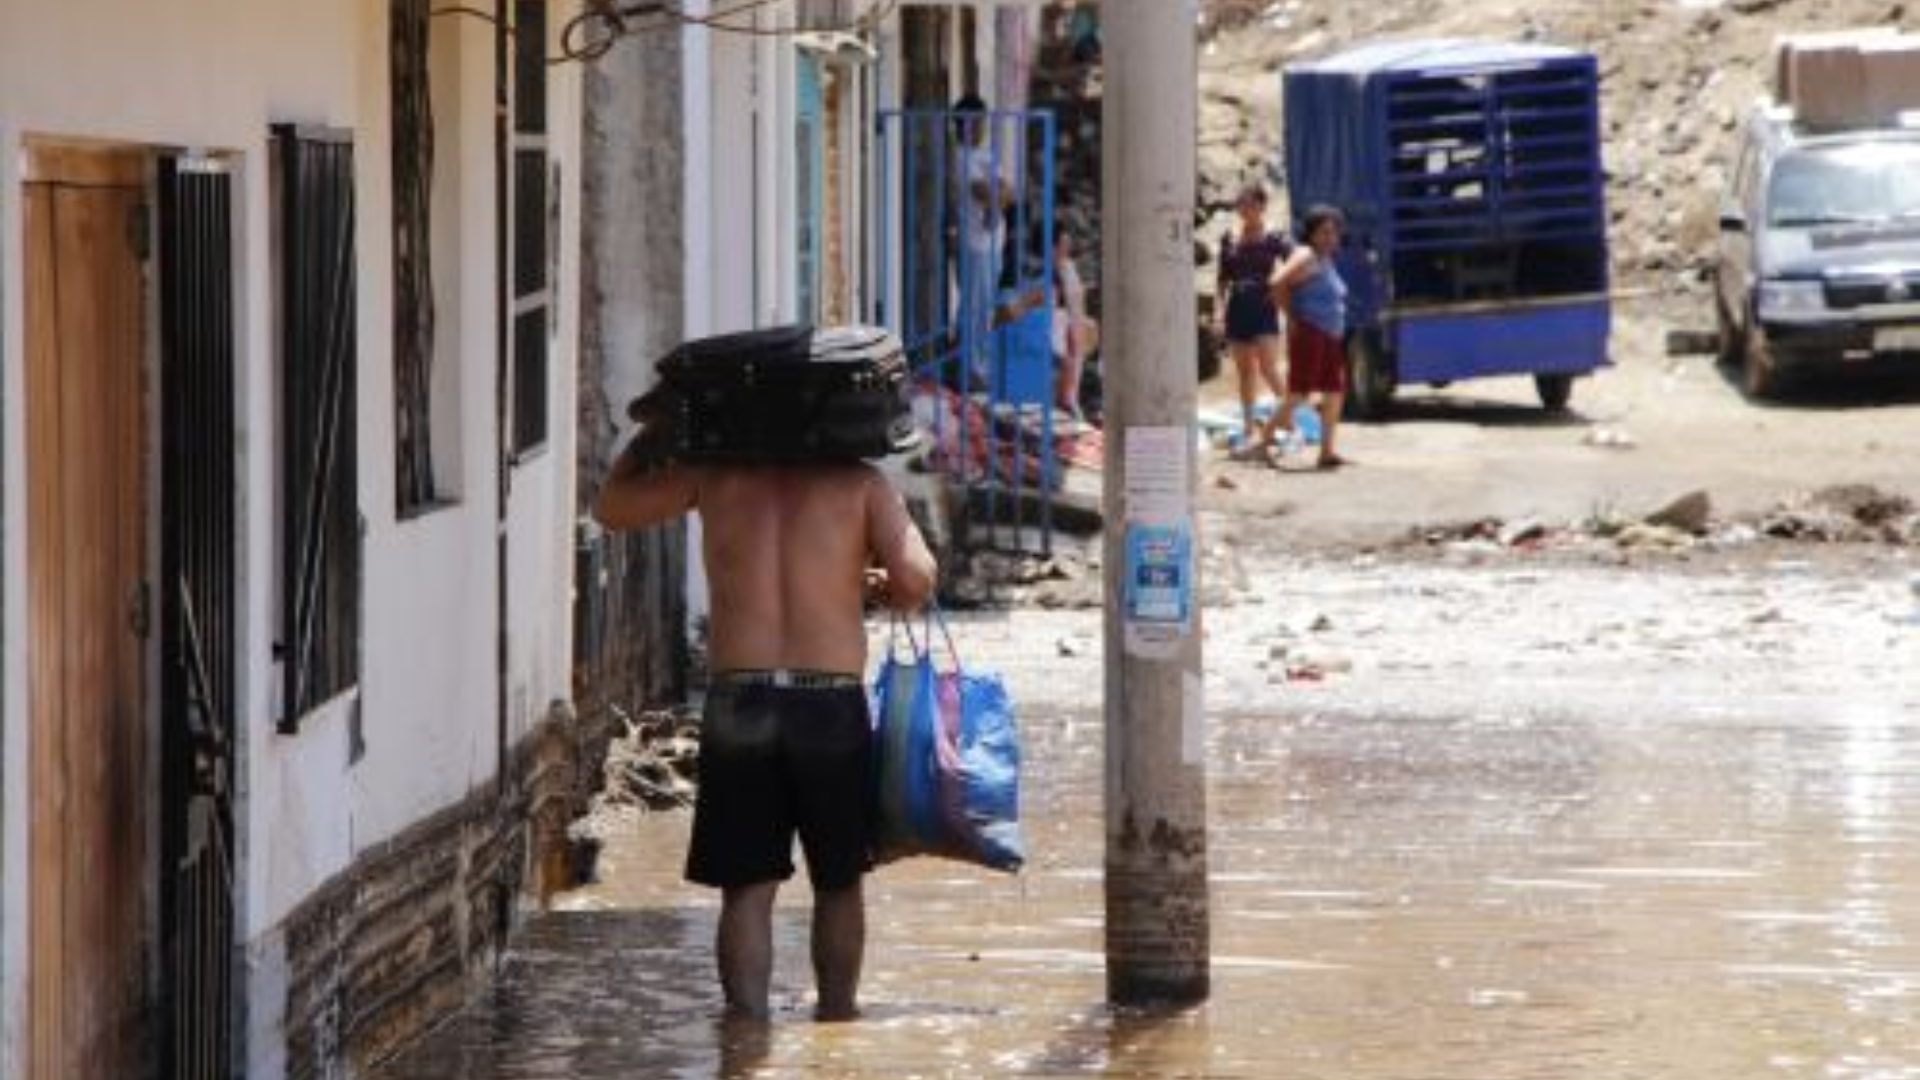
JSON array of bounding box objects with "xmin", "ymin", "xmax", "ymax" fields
[
  {"xmin": 23, "ymin": 143, "xmax": 240, "ymax": 1080},
  {"xmin": 24, "ymin": 144, "xmax": 154, "ymax": 1080}
]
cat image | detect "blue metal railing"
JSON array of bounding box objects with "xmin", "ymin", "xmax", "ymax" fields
[{"xmin": 874, "ymin": 108, "xmax": 1059, "ymax": 554}]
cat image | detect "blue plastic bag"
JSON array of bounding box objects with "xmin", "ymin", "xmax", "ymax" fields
[{"xmin": 871, "ymin": 609, "xmax": 1025, "ymax": 872}]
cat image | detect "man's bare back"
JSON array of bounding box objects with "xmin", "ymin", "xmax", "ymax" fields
[{"xmin": 593, "ymin": 452, "xmax": 936, "ymax": 674}]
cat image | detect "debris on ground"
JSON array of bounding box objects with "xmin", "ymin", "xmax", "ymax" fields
[
  {"xmin": 1614, "ymin": 522, "xmax": 1698, "ymax": 552},
  {"xmin": 945, "ymin": 544, "xmax": 1103, "ymax": 611},
  {"xmin": 565, "ymin": 707, "xmax": 701, "ymax": 885},
  {"xmin": 1646, "ymin": 490, "xmax": 1714, "ymax": 536},
  {"xmin": 1583, "ymin": 426, "xmax": 1640, "ymax": 450},
  {"xmin": 1760, "ymin": 485, "xmax": 1920, "ymax": 544},
  {"xmin": 584, "ymin": 708, "xmax": 700, "ymax": 820},
  {"xmin": 1402, "ymin": 485, "xmax": 1920, "ymax": 560}
]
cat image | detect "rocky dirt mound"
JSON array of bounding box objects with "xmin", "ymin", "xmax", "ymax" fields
[{"xmin": 1196, "ymin": 0, "xmax": 1915, "ymax": 305}]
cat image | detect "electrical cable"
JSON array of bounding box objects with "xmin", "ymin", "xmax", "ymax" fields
[{"xmin": 429, "ymin": 0, "xmax": 900, "ymax": 65}]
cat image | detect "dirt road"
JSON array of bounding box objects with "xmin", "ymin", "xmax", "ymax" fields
[{"xmin": 1199, "ymin": 294, "xmax": 1920, "ymax": 551}]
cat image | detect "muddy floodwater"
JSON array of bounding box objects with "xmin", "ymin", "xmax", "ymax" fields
[{"xmin": 379, "ymin": 554, "xmax": 1920, "ymax": 1079}]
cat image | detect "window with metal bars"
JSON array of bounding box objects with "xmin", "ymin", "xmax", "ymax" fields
[
  {"xmin": 511, "ymin": 0, "xmax": 553, "ymax": 457},
  {"xmin": 393, "ymin": 0, "xmax": 441, "ymax": 512},
  {"xmin": 274, "ymin": 126, "xmax": 364, "ymax": 730}
]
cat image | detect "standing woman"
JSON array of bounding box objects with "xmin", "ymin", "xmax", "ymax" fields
[
  {"xmin": 1052, "ymin": 229, "xmax": 1096, "ymax": 419},
  {"xmin": 1270, "ymin": 205, "xmax": 1352, "ymax": 470},
  {"xmin": 1214, "ymin": 183, "xmax": 1291, "ymax": 456}
]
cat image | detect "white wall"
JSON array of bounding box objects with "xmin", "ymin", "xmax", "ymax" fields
[
  {"xmin": 510, "ymin": 1, "xmax": 582, "ymax": 753},
  {"xmin": 0, "ymin": 2, "xmax": 582, "ymax": 1076},
  {"xmin": 705, "ymin": 17, "xmax": 761, "ymax": 336},
  {"xmin": 683, "ymin": 3, "xmax": 716, "ymax": 341}
]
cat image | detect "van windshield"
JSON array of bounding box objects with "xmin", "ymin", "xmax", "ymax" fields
[{"xmin": 1767, "ymin": 141, "xmax": 1920, "ymax": 228}]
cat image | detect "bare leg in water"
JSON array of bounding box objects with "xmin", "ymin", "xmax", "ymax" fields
[
  {"xmin": 811, "ymin": 881, "xmax": 866, "ymax": 1021},
  {"xmin": 717, "ymin": 881, "xmax": 779, "ymax": 1019}
]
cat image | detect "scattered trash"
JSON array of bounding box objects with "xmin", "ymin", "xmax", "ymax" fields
[
  {"xmin": 1497, "ymin": 518, "xmax": 1551, "ymax": 548},
  {"xmin": 1708, "ymin": 523, "xmax": 1761, "ymax": 548},
  {"xmin": 1293, "ymin": 403, "xmax": 1324, "ymax": 446},
  {"xmin": 1615, "ymin": 522, "xmax": 1696, "ymax": 551},
  {"xmin": 1583, "ymin": 426, "xmax": 1639, "ymax": 450}
]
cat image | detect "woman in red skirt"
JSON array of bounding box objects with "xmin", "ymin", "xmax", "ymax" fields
[{"xmin": 1268, "ymin": 205, "xmax": 1351, "ymax": 470}]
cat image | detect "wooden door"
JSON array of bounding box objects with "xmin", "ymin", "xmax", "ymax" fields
[{"xmin": 25, "ymin": 148, "xmax": 152, "ymax": 1080}]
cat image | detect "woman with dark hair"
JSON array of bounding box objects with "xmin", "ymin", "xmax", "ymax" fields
[
  {"xmin": 1269, "ymin": 204, "xmax": 1351, "ymax": 470},
  {"xmin": 1214, "ymin": 182, "xmax": 1292, "ymax": 457}
]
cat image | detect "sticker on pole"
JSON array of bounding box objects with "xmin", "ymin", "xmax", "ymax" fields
[
  {"xmin": 1123, "ymin": 521, "xmax": 1192, "ymax": 658},
  {"xmin": 1121, "ymin": 426, "xmax": 1196, "ymax": 660}
]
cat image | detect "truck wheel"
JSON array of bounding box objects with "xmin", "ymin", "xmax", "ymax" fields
[
  {"xmin": 1343, "ymin": 332, "xmax": 1395, "ymax": 420},
  {"xmin": 1714, "ymin": 294, "xmax": 1743, "ymax": 368},
  {"xmin": 1535, "ymin": 373, "xmax": 1574, "ymax": 412},
  {"xmin": 1741, "ymin": 327, "xmax": 1784, "ymax": 400}
]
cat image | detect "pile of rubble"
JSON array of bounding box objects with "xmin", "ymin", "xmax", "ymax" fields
[
  {"xmin": 943, "ymin": 543, "xmax": 1103, "ymax": 610},
  {"xmin": 568, "ymin": 707, "xmax": 701, "ymax": 870},
  {"xmin": 1406, "ymin": 484, "xmax": 1920, "ymax": 559}
]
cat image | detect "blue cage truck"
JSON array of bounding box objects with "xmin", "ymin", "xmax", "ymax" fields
[{"xmin": 1283, "ymin": 39, "xmax": 1612, "ymax": 416}]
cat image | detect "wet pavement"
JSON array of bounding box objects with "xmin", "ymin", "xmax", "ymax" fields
[{"xmin": 376, "ymin": 551, "xmax": 1920, "ymax": 1079}]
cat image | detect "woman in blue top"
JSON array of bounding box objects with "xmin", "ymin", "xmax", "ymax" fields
[{"xmin": 1269, "ymin": 205, "xmax": 1351, "ymax": 470}]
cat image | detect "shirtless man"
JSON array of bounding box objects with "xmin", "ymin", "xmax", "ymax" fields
[{"xmin": 593, "ymin": 445, "xmax": 937, "ymax": 1022}]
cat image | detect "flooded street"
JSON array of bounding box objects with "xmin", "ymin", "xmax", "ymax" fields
[{"xmin": 378, "ymin": 546, "xmax": 1920, "ymax": 1079}]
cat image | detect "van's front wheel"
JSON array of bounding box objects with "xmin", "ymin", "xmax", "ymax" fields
[{"xmin": 1344, "ymin": 331, "xmax": 1395, "ymax": 420}]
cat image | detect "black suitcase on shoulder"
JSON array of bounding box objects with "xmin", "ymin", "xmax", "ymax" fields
[{"xmin": 628, "ymin": 325, "xmax": 917, "ymax": 464}]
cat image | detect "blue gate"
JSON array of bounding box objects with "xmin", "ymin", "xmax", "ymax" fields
[{"xmin": 873, "ymin": 108, "xmax": 1058, "ymax": 553}]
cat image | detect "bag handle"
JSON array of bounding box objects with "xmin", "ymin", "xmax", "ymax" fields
[
  {"xmin": 884, "ymin": 609, "xmax": 926, "ymax": 664},
  {"xmin": 925, "ymin": 600, "xmax": 963, "ymax": 672},
  {"xmin": 880, "ymin": 600, "xmax": 960, "ymax": 671}
]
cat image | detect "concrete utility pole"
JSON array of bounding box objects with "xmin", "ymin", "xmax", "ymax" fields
[{"xmin": 1101, "ymin": 0, "xmax": 1210, "ymax": 1006}]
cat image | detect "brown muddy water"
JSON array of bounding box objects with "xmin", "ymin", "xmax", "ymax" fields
[{"xmin": 377, "ymin": 557, "xmax": 1920, "ymax": 1079}]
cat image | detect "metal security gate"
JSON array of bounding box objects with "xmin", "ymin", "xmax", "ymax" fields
[
  {"xmin": 156, "ymin": 155, "xmax": 238, "ymax": 1080},
  {"xmin": 873, "ymin": 108, "xmax": 1058, "ymax": 552},
  {"xmin": 275, "ymin": 127, "xmax": 362, "ymax": 731}
]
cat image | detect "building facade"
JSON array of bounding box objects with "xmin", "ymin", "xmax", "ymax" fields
[
  {"xmin": 0, "ymin": 0, "xmax": 1032, "ymax": 1077},
  {"xmin": 0, "ymin": 1, "xmax": 693, "ymax": 1077}
]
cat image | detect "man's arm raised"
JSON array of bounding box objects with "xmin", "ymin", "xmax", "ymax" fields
[
  {"xmin": 865, "ymin": 472, "xmax": 937, "ymax": 612},
  {"xmin": 592, "ymin": 439, "xmax": 700, "ymax": 531}
]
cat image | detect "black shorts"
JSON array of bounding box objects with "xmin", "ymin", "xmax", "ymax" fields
[
  {"xmin": 1225, "ymin": 285, "xmax": 1281, "ymax": 343},
  {"xmin": 686, "ymin": 679, "xmax": 875, "ymax": 892}
]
